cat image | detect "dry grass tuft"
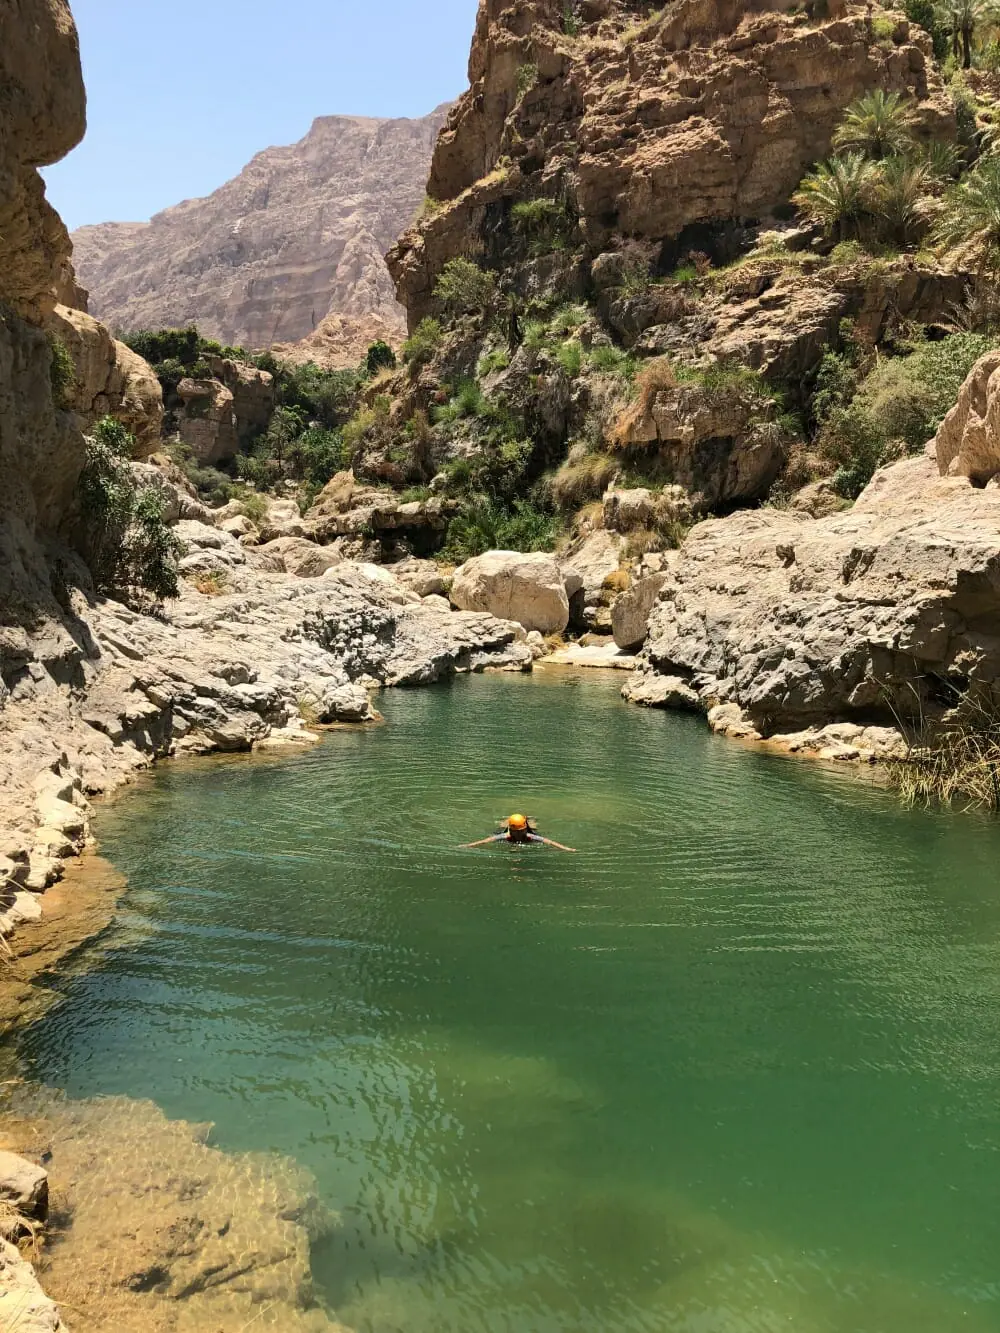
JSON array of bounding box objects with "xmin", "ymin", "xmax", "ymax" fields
[
  {"xmin": 885, "ymin": 692, "xmax": 1000, "ymax": 811},
  {"xmin": 610, "ymin": 358, "xmax": 677, "ymax": 450},
  {"xmin": 190, "ymin": 570, "xmax": 230, "ymax": 597},
  {"xmin": 0, "ymin": 1200, "xmax": 41, "ymax": 1261},
  {"xmin": 551, "ymin": 453, "xmax": 619, "ymax": 511},
  {"xmin": 602, "ymin": 568, "xmax": 631, "ymax": 594}
]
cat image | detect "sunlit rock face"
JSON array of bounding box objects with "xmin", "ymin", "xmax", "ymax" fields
[
  {"xmin": 389, "ymin": 0, "xmax": 952, "ymax": 325},
  {"xmin": 71, "ymin": 108, "xmax": 451, "ymax": 353}
]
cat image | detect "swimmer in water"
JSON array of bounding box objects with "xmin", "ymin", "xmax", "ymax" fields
[{"xmin": 462, "ymin": 813, "xmax": 576, "ymax": 852}]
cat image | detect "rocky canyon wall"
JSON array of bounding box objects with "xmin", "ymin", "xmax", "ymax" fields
[
  {"xmin": 71, "ymin": 107, "xmax": 451, "ymax": 355},
  {"xmin": 390, "ymin": 0, "xmax": 951, "ymax": 322}
]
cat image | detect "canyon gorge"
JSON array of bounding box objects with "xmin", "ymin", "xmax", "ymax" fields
[{"xmin": 4, "ymin": 0, "xmax": 1000, "ymax": 1327}]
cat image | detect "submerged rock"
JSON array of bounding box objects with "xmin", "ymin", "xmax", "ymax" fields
[{"xmin": 4, "ymin": 1091, "xmax": 349, "ymax": 1332}]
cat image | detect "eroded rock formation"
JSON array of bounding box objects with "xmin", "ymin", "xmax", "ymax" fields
[
  {"xmin": 72, "ymin": 108, "xmax": 451, "ymax": 351},
  {"xmin": 624, "ymin": 445, "xmax": 1000, "ymax": 730},
  {"xmin": 390, "ymin": 0, "xmax": 951, "ymax": 324}
]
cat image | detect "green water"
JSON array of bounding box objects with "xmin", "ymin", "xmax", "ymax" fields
[{"xmin": 17, "ymin": 671, "xmax": 1000, "ymax": 1332}]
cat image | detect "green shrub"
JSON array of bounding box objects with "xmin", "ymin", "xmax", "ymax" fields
[
  {"xmin": 238, "ymin": 490, "xmax": 269, "ymax": 524},
  {"xmin": 365, "ymin": 340, "xmax": 397, "ymax": 376},
  {"xmin": 124, "ymin": 326, "xmax": 201, "ymax": 367},
  {"xmin": 287, "ymin": 426, "xmax": 347, "ymax": 486},
  {"xmin": 811, "ymin": 347, "xmax": 861, "ymax": 424},
  {"xmin": 277, "ymin": 361, "xmax": 360, "ymax": 428},
  {"xmin": 48, "ymin": 335, "xmax": 75, "ymax": 408},
  {"xmin": 820, "ymin": 403, "xmax": 889, "ymax": 498},
  {"xmin": 478, "ymin": 347, "xmax": 511, "ymax": 377},
  {"xmin": 549, "ymin": 304, "xmax": 589, "ymax": 337},
  {"xmin": 818, "ymin": 332, "xmax": 996, "ymax": 495},
  {"xmin": 235, "ymin": 451, "xmax": 280, "ymax": 491},
  {"xmin": 904, "ymin": 0, "xmax": 949, "ymax": 59},
  {"xmin": 77, "ymin": 417, "xmax": 180, "ymax": 600},
  {"xmin": 516, "ymin": 63, "xmax": 538, "ymax": 98},
  {"xmin": 523, "ymin": 320, "xmax": 548, "ymax": 353},
  {"xmin": 443, "ymin": 496, "xmax": 558, "ymax": 561},
  {"xmin": 510, "ymin": 198, "xmax": 575, "ymax": 254},
  {"xmin": 153, "ymin": 357, "xmax": 189, "ymax": 397},
  {"xmin": 563, "ymin": 3, "xmax": 581, "ymax": 35},
  {"xmin": 555, "ymin": 339, "xmax": 584, "ymax": 377},
  {"xmin": 129, "ymin": 491, "xmax": 182, "ymax": 601},
  {"xmin": 403, "ymin": 317, "xmax": 443, "ymax": 367},
  {"xmin": 434, "ymin": 378, "xmax": 486, "ymax": 424},
  {"xmin": 589, "ymin": 344, "xmax": 636, "ymax": 378},
  {"xmin": 434, "ymin": 258, "xmax": 496, "ymax": 318}
]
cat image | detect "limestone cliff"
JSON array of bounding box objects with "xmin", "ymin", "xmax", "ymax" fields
[
  {"xmin": 390, "ymin": 0, "xmax": 951, "ymax": 322},
  {"xmin": 71, "ymin": 108, "xmax": 451, "ymax": 351}
]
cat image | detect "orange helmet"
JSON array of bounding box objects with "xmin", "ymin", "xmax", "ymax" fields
[{"xmin": 507, "ymin": 813, "xmax": 528, "ymax": 831}]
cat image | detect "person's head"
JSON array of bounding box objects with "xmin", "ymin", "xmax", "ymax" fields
[{"xmin": 506, "ymin": 813, "xmax": 530, "ymax": 841}]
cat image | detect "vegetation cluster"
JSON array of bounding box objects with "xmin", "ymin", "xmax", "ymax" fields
[{"xmin": 77, "ymin": 417, "xmax": 181, "ymax": 603}]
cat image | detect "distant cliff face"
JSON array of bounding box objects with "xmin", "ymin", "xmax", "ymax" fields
[{"xmin": 71, "ymin": 108, "xmax": 451, "ymax": 351}]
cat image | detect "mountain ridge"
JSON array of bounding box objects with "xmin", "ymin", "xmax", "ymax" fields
[{"xmin": 71, "ymin": 103, "xmax": 452, "ymax": 354}]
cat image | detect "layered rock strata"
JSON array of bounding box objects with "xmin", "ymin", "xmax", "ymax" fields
[
  {"xmin": 390, "ymin": 0, "xmax": 951, "ymax": 324},
  {"xmin": 72, "ymin": 108, "xmax": 451, "ymax": 350}
]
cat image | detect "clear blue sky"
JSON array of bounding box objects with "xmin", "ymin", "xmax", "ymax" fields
[{"xmin": 44, "ymin": 0, "xmax": 479, "ymax": 231}]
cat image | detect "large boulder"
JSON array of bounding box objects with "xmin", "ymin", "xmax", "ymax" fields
[
  {"xmin": 392, "ymin": 558, "xmax": 450, "ymax": 598},
  {"xmin": 560, "ymin": 529, "xmax": 624, "ymax": 627},
  {"xmin": 130, "ymin": 462, "xmax": 212, "ymax": 525},
  {"xmin": 177, "ymin": 377, "xmax": 237, "ymax": 465},
  {"xmin": 450, "ymin": 551, "xmax": 570, "ymax": 634},
  {"xmin": 612, "ymin": 376, "xmax": 786, "ymax": 512},
  {"xmin": 257, "ymin": 499, "xmax": 308, "ymax": 543},
  {"xmin": 633, "ymin": 451, "xmax": 1000, "ymax": 730},
  {"xmin": 205, "ymin": 355, "xmax": 276, "ymax": 443},
  {"xmin": 935, "ymin": 350, "xmax": 1000, "ymax": 486},
  {"xmin": 257, "ymin": 537, "xmax": 343, "ymax": 579},
  {"xmin": 0, "ymin": 1151, "xmax": 48, "ymax": 1219},
  {"xmin": 612, "ymin": 572, "xmax": 668, "ymax": 651},
  {"xmin": 45, "ymin": 305, "xmax": 164, "ymax": 453}
]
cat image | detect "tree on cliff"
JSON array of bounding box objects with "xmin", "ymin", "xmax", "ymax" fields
[
  {"xmin": 936, "ymin": 156, "xmax": 1000, "ymax": 270},
  {"xmin": 77, "ymin": 417, "xmax": 181, "ymax": 603},
  {"xmin": 832, "ymin": 91, "xmax": 917, "ymax": 161},
  {"xmin": 935, "ymin": 0, "xmax": 1000, "ymax": 66},
  {"xmin": 793, "ymin": 153, "xmax": 880, "ymax": 241}
]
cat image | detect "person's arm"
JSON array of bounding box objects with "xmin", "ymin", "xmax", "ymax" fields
[
  {"xmin": 461, "ymin": 835, "xmax": 504, "ymax": 849},
  {"xmin": 533, "ymin": 836, "xmax": 577, "ymax": 853}
]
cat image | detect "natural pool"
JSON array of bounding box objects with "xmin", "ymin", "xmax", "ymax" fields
[{"xmin": 15, "ymin": 670, "xmax": 1000, "ymax": 1332}]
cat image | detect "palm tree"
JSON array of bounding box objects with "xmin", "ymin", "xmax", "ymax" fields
[
  {"xmin": 914, "ymin": 138, "xmax": 963, "ymax": 183},
  {"xmin": 832, "ymin": 90, "xmax": 918, "ymax": 161},
  {"xmin": 871, "ymin": 156, "xmax": 940, "ymax": 244},
  {"xmin": 935, "ymin": 0, "xmax": 1000, "ymax": 66},
  {"xmin": 793, "ymin": 153, "xmax": 880, "ymax": 241},
  {"xmin": 934, "ymin": 156, "xmax": 1000, "ymax": 270}
]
